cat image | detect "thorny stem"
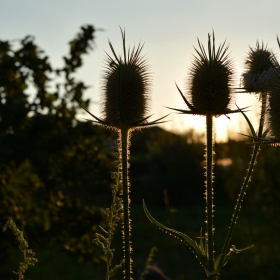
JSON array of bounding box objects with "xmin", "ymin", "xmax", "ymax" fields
[
  {"xmin": 221, "ymin": 145, "xmax": 259, "ymax": 256},
  {"xmin": 257, "ymin": 92, "xmax": 267, "ymax": 138},
  {"xmin": 206, "ymin": 113, "xmax": 214, "ymax": 271},
  {"xmin": 221, "ymin": 93, "xmax": 267, "ymax": 257},
  {"xmin": 121, "ymin": 128, "xmax": 132, "ymax": 280}
]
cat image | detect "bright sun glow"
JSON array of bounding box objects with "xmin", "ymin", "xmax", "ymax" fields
[{"xmin": 160, "ymin": 94, "xmax": 260, "ymax": 142}]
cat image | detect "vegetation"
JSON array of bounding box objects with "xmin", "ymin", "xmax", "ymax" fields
[
  {"xmin": 1, "ymin": 26, "xmax": 280, "ymax": 280},
  {"xmin": 0, "ymin": 25, "xmax": 116, "ymax": 279}
]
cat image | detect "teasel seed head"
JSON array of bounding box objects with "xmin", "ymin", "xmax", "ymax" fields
[
  {"xmin": 242, "ymin": 42, "xmax": 278, "ymax": 93},
  {"xmin": 187, "ymin": 32, "xmax": 234, "ymax": 115},
  {"xmin": 168, "ymin": 33, "xmax": 244, "ymax": 117},
  {"xmin": 268, "ymin": 67, "xmax": 280, "ymax": 139},
  {"xmin": 101, "ymin": 29, "xmax": 151, "ymax": 129},
  {"xmin": 78, "ymin": 30, "xmax": 166, "ymax": 131}
]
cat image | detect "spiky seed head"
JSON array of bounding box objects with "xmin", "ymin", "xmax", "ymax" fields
[
  {"xmin": 104, "ymin": 63, "xmax": 147, "ymax": 125},
  {"xmin": 243, "ymin": 42, "xmax": 278, "ymax": 93},
  {"xmin": 101, "ymin": 30, "xmax": 151, "ymax": 129},
  {"xmin": 245, "ymin": 42, "xmax": 276, "ymax": 74},
  {"xmin": 268, "ymin": 68, "xmax": 280, "ymax": 138},
  {"xmin": 187, "ymin": 33, "xmax": 234, "ymax": 115}
]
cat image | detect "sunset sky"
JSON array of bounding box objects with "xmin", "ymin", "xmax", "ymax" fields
[{"xmin": 1, "ymin": 0, "xmax": 280, "ymax": 141}]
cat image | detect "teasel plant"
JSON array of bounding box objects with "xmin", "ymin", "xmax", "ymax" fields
[
  {"xmin": 215, "ymin": 42, "xmax": 278, "ymax": 273},
  {"xmin": 143, "ymin": 32, "xmax": 252, "ymax": 279},
  {"xmin": 79, "ymin": 29, "xmax": 167, "ymax": 280},
  {"xmin": 267, "ymin": 55, "xmax": 280, "ymax": 145},
  {"xmin": 221, "ymin": 41, "xmax": 280, "ymax": 260},
  {"xmin": 242, "ymin": 37, "xmax": 280, "ymax": 145},
  {"xmin": 240, "ymin": 41, "xmax": 278, "ymax": 138}
]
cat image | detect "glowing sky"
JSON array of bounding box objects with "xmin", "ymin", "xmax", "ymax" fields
[{"xmin": 1, "ymin": 0, "xmax": 280, "ymax": 141}]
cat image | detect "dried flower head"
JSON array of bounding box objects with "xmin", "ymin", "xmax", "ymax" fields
[
  {"xmin": 101, "ymin": 29, "xmax": 151, "ymax": 129},
  {"xmin": 268, "ymin": 67, "xmax": 280, "ymax": 139},
  {"xmin": 79, "ymin": 29, "xmax": 166, "ymax": 130},
  {"xmin": 188, "ymin": 33, "xmax": 234, "ymax": 115},
  {"xmin": 242, "ymin": 42, "xmax": 278, "ymax": 93},
  {"xmin": 168, "ymin": 32, "xmax": 237, "ymax": 116}
]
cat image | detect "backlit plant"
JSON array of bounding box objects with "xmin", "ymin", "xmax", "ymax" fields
[
  {"xmin": 143, "ymin": 33, "xmax": 269, "ymax": 280},
  {"xmin": 3, "ymin": 27, "xmax": 280, "ymax": 280},
  {"xmin": 246, "ymin": 38, "xmax": 280, "ymax": 145},
  {"xmin": 80, "ymin": 29, "xmax": 166, "ymax": 280}
]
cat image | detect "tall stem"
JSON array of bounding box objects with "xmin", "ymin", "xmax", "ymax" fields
[
  {"xmin": 221, "ymin": 93, "xmax": 267, "ymax": 256},
  {"xmin": 258, "ymin": 92, "xmax": 267, "ymax": 137},
  {"xmin": 221, "ymin": 145, "xmax": 259, "ymax": 256},
  {"xmin": 206, "ymin": 113, "xmax": 214, "ymax": 271},
  {"xmin": 121, "ymin": 128, "xmax": 132, "ymax": 280}
]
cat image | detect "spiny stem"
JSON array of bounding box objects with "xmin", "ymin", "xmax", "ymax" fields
[
  {"xmin": 221, "ymin": 93, "xmax": 267, "ymax": 256},
  {"xmin": 221, "ymin": 144, "xmax": 259, "ymax": 256},
  {"xmin": 121, "ymin": 128, "xmax": 132, "ymax": 280},
  {"xmin": 206, "ymin": 113, "xmax": 214, "ymax": 270},
  {"xmin": 258, "ymin": 92, "xmax": 267, "ymax": 138}
]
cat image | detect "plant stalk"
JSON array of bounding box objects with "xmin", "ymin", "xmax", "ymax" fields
[
  {"xmin": 106, "ymin": 180, "xmax": 118, "ymax": 280},
  {"xmin": 106, "ymin": 253, "xmax": 110, "ymax": 280},
  {"xmin": 206, "ymin": 113, "xmax": 214, "ymax": 271},
  {"xmin": 121, "ymin": 128, "xmax": 132, "ymax": 280},
  {"xmin": 257, "ymin": 92, "xmax": 267, "ymax": 137},
  {"xmin": 221, "ymin": 92, "xmax": 267, "ymax": 256}
]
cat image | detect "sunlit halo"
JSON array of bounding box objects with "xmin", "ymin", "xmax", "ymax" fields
[{"xmin": 160, "ymin": 94, "xmax": 260, "ymax": 143}]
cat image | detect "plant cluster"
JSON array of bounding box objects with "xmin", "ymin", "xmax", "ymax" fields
[
  {"xmin": 3, "ymin": 26, "xmax": 280, "ymax": 280},
  {"xmin": 0, "ymin": 25, "xmax": 117, "ymax": 278},
  {"xmin": 89, "ymin": 30, "xmax": 280, "ymax": 280}
]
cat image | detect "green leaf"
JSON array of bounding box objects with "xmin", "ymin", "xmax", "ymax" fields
[
  {"xmin": 214, "ymin": 254, "xmax": 232, "ymax": 271},
  {"xmin": 143, "ymin": 200, "xmax": 209, "ymax": 269},
  {"xmin": 214, "ymin": 245, "xmax": 254, "ymax": 272}
]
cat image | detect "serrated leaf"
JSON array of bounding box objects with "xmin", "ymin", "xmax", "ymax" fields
[{"xmin": 143, "ymin": 200, "xmax": 209, "ymax": 269}]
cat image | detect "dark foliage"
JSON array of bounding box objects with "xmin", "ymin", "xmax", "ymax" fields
[
  {"xmin": 130, "ymin": 127, "xmax": 205, "ymax": 208},
  {"xmin": 1, "ymin": 25, "xmax": 280, "ymax": 280},
  {"xmin": 0, "ymin": 25, "xmax": 116, "ymax": 279}
]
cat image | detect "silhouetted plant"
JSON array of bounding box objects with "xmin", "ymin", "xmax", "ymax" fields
[
  {"xmin": 0, "ymin": 25, "xmax": 116, "ymax": 274},
  {"xmin": 80, "ymin": 29, "xmax": 166, "ymax": 280},
  {"xmin": 143, "ymin": 33, "xmax": 273, "ymax": 280},
  {"xmin": 3, "ymin": 26, "xmax": 280, "ymax": 280}
]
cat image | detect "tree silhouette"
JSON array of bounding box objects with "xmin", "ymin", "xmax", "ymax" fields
[{"xmin": 0, "ymin": 25, "xmax": 116, "ymax": 277}]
